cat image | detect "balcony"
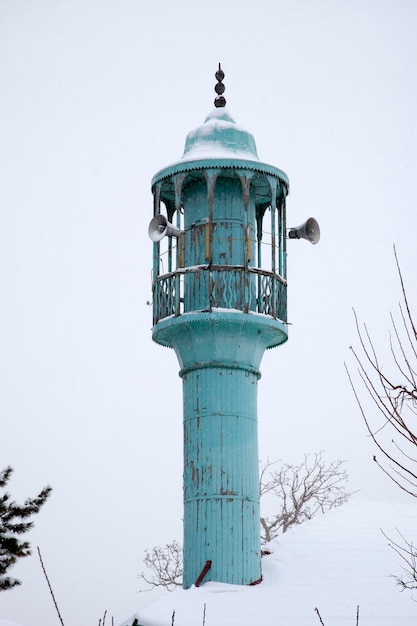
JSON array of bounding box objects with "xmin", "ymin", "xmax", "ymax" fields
[{"xmin": 152, "ymin": 265, "xmax": 287, "ymax": 325}]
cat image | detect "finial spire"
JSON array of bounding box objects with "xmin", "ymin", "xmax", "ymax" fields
[{"xmin": 214, "ymin": 62, "xmax": 226, "ymax": 108}]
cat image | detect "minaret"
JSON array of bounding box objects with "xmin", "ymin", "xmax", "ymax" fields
[{"xmin": 148, "ymin": 65, "xmax": 319, "ymax": 589}]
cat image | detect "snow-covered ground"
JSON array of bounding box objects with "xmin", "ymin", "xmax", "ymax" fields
[{"xmin": 129, "ymin": 498, "xmax": 416, "ymax": 626}]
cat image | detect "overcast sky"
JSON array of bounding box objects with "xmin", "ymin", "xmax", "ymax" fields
[{"xmin": 1, "ymin": 1, "xmax": 416, "ymax": 625}]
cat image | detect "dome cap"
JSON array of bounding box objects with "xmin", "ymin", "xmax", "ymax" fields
[{"xmin": 181, "ymin": 107, "xmax": 259, "ymax": 162}]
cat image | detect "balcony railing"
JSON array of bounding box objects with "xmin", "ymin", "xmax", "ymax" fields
[{"xmin": 152, "ymin": 265, "xmax": 287, "ymax": 325}]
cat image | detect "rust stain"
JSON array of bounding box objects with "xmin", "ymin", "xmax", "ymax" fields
[
  {"xmin": 228, "ymin": 233, "xmax": 233, "ymax": 258},
  {"xmin": 189, "ymin": 461, "xmax": 200, "ymax": 485}
]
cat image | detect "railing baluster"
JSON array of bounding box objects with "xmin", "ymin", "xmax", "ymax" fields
[{"xmin": 153, "ymin": 266, "xmax": 287, "ymax": 323}]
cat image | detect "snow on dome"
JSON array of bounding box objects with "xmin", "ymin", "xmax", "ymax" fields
[
  {"xmin": 181, "ymin": 108, "xmax": 260, "ymax": 162},
  {"xmin": 203, "ymin": 108, "xmax": 237, "ymax": 124}
]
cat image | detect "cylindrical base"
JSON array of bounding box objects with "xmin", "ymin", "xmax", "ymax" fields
[{"xmin": 182, "ymin": 365, "xmax": 260, "ymax": 588}]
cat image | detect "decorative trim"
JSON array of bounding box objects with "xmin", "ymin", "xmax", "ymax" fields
[{"xmin": 179, "ymin": 361, "xmax": 261, "ymax": 379}]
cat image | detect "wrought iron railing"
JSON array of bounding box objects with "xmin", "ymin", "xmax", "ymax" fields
[{"xmin": 152, "ymin": 265, "xmax": 287, "ymax": 325}]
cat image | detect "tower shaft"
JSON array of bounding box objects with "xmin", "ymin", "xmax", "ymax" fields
[
  {"xmin": 154, "ymin": 307, "xmax": 287, "ymax": 586},
  {"xmin": 182, "ymin": 359, "xmax": 260, "ymax": 587}
]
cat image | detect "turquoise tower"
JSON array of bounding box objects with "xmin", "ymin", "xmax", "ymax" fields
[{"xmin": 149, "ymin": 66, "xmax": 313, "ymax": 589}]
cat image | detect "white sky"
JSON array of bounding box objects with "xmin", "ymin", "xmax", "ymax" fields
[{"xmin": 0, "ymin": 1, "xmax": 416, "ymax": 625}]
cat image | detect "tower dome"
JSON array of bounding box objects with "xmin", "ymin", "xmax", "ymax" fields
[{"xmin": 181, "ymin": 107, "xmax": 260, "ymax": 162}]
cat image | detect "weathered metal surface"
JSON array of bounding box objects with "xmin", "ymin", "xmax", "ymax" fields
[
  {"xmin": 182, "ymin": 365, "xmax": 261, "ymax": 587},
  {"xmin": 152, "ymin": 266, "xmax": 287, "ymax": 324},
  {"xmin": 152, "ymin": 158, "xmax": 289, "ymax": 193},
  {"xmin": 152, "ymin": 167, "xmax": 288, "ymax": 326},
  {"xmin": 150, "ymin": 110, "xmax": 290, "ymax": 589},
  {"xmin": 154, "ymin": 312, "xmax": 288, "ymax": 369}
]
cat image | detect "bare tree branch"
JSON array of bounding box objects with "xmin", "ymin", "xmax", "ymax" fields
[
  {"xmin": 314, "ymin": 607, "xmax": 325, "ymax": 625},
  {"xmin": 381, "ymin": 528, "xmax": 417, "ymax": 593},
  {"xmin": 37, "ymin": 547, "xmax": 65, "ymax": 626},
  {"xmin": 347, "ymin": 259, "xmax": 417, "ymax": 497},
  {"xmin": 139, "ymin": 540, "xmax": 183, "ymax": 591},
  {"xmin": 259, "ymin": 452, "xmax": 351, "ymax": 543},
  {"xmin": 347, "ymin": 247, "xmax": 417, "ymax": 590}
]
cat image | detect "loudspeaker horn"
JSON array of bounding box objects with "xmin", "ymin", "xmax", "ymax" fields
[
  {"xmin": 148, "ymin": 214, "xmax": 181, "ymax": 242},
  {"xmin": 288, "ymin": 217, "xmax": 320, "ymax": 244}
]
